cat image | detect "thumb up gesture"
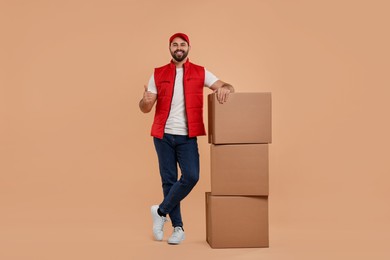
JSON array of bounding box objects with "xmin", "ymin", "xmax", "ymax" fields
[
  {"xmin": 140, "ymin": 85, "xmax": 157, "ymax": 113},
  {"xmin": 143, "ymin": 85, "xmax": 156, "ymax": 105}
]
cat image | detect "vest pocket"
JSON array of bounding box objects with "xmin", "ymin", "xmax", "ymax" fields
[
  {"xmin": 185, "ymin": 80, "xmax": 204, "ymax": 94},
  {"xmin": 157, "ymin": 80, "xmax": 171, "ymax": 96}
]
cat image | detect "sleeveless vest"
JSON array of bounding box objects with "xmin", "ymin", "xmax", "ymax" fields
[{"xmin": 151, "ymin": 59, "xmax": 206, "ymax": 139}]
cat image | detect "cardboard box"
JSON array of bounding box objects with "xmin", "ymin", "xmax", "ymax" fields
[
  {"xmin": 205, "ymin": 192, "xmax": 269, "ymax": 248},
  {"xmin": 211, "ymin": 144, "xmax": 268, "ymax": 196},
  {"xmin": 208, "ymin": 92, "xmax": 272, "ymax": 144}
]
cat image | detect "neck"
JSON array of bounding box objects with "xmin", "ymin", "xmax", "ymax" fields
[{"xmin": 173, "ymin": 58, "xmax": 188, "ymax": 68}]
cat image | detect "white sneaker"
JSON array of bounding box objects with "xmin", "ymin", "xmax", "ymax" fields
[
  {"xmin": 151, "ymin": 205, "xmax": 167, "ymax": 241},
  {"xmin": 167, "ymin": 226, "xmax": 185, "ymax": 245}
]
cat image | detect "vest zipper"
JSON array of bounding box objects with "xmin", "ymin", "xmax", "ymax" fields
[
  {"xmin": 163, "ymin": 68, "xmax": 176, "ymax": 135},
  {"xmin": 182, "ymin": 66, "xmax": 190, "ymax": 137}
]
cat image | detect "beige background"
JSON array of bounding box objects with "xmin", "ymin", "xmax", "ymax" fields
[{"xmin": 1, "ymin": 0, "xmax": 389, "ymax": 259}]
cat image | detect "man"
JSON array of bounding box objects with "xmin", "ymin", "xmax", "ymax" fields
[{"xmin": 139, "ymin": 33, "xmax": 234, "ymax": 245}]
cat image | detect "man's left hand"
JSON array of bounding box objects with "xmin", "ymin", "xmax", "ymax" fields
[{"xmin": 215, "ymin": 86, "xmax": 232, "ymax": 104}]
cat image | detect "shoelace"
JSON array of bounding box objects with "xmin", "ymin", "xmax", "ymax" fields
[
  {"xmin": 172, "ymin": 227, "xmax": 183, "ymax": 237},
  {"xmin": 158, "ymin": 219, "xmax": 166, "ymax": 225}
]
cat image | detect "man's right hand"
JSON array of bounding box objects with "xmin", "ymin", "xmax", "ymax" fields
[
  {"xmin": 139, "ymin": 85, "xmax": 157, "ymax": 113},
  {"xmin": 143, "ymin": 85, "xmax": 156, "ymax": 105}
]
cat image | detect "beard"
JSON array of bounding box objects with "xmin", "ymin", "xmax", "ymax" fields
[{"xmin": 171, "ymin": 49, "xmax": 189, "ymax": 62}]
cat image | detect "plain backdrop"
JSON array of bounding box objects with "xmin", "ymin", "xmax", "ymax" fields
[{"xmin": 1, "ymin": 0, "xmax": 389, "ymax": 259}]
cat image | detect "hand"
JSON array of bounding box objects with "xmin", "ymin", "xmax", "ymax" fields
[
  {"xmin": 143, "ymin": 85, "xmax": 155, "ymax": 105},
  {"xmin": 214, "ymin": 86, "xmax": 231, "ymax": 104}
]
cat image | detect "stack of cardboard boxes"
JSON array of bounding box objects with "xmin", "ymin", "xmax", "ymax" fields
[{"xmin": 205, "ymin": 92, "xmax": 272, "ymax": 248}]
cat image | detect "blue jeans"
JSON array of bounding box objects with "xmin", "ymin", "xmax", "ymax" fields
[{"xmin": 153, "ymin": 134, "xmax": 200, "ymax": 228}]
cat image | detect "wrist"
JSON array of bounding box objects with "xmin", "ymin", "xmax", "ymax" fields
[{"xmin": 222, "ymin": 84, "xmax": 234, "ymax": 92}]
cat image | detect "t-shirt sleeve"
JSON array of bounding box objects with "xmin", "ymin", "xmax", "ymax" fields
[
  {"xmin": 147, "ymin": 74, "xmax": 157, "ymax": 94},
  {"xmin": 204, "ymin": 69, "xmax": 219, "ymax": 88}
]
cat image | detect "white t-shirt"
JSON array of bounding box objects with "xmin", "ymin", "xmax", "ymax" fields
[{"xmin": 148, "ymin": 68, "xmax": 219, "ymax": 135}]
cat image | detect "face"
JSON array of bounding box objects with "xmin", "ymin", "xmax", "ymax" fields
[{"xmin": 169, "ymin": 37, "xmax": 190, "ymax": 62}]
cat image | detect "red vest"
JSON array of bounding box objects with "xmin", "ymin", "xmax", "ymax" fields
[{"xmin": 151, "ymin": 59, "xmax": 206, "ymax": 139}]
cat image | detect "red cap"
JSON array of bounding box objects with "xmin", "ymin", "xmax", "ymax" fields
[{"xmin": 169, "ymin": 33, "xmax": 190, "ymax": 45}]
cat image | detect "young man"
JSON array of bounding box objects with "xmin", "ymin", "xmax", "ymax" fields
[{"xmin": 139, "ymin": 33, "xmax": 234, "ymax": 244}]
